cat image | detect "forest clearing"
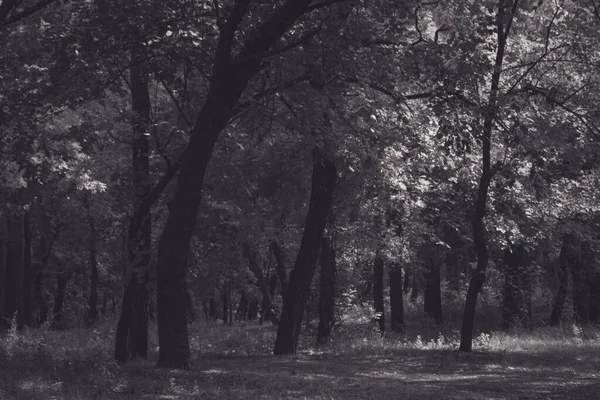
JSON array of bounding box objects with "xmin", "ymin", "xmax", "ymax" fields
[{"xmin": 2, "ymin": 318, "xmax": 600, "ymax": 399}]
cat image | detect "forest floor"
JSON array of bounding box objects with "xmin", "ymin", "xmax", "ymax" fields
[{"xmin": 1, "ymin": 318, "xmax": 599, "ymax": 399}]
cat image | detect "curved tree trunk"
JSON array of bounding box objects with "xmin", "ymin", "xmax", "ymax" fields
[
  {"xmin": 317, "ymin": 235, "xmax": 336, "ymax": 344},
  {"xmin": 373, "ymin": 255, "xmax": 385, "ymax": 333},
  {"xmin": 389, "ymin": 264, "xmax": 404, "ymax": 333},
  {"xmin": 273, "ymin": 148, "xmax": 336, "ymax": 355},
  {"xmin": 155, "ymin": 0, "xmax": 335, "ymax": 368},
  {"xmin": 459, "ymin": 1, "xmax": 516, "ymax": 352}
]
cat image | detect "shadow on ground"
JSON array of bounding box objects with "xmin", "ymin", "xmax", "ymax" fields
[{"xmin": 2, "ymin": 344, "xmax": 599, "ymax": 399}]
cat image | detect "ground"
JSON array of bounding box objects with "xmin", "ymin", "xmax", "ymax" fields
[{"xmin": 1, "ymin": 320, "xmax": 599, "ymax": 399}]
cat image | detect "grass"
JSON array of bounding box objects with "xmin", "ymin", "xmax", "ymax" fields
[{"xmin": 1, "ymin": 315, "xmax": 600, "ymax": 399}]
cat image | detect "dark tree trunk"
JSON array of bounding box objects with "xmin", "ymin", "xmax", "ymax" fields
[
  {"xmin": 32, "ymin": 219, "xmax": 58, "ymax": 327},
  {"xmin": 389, "ymin": 264, "xmax": 405, "ymax": 333},
  {"xmin": 589, "ymin": 271, "xmax": 600, "ymax": 324},
  {"xmin": 22, "ymin": 212, "xmax": 33, "ymax": 327},
  {"xmin": 209, "ymin": 297, "xmax": 217, "ymax": 321},
  {"xmin": 410, "ymin": 277, "xmax": 418, "ymax": 302},
  {"xmin": 403, "ymin": 269, "xmax": 410, "ymax": 293},
  {"xmin": 0, "ymin": 214, "xmax": 6, "ymax": 323},
  {"xmin": 236, "ymin": 291, "xmax": 248, "ymax": 321},
  {"xmin": 52, "ymin": 274, "xmax": 68, "ymax": 325},
  {"xmin": 4, "ymin": 213, "xmax": 24, "ymax": 327},
  {"xmin": 572, "ymin": 254, "xmax": 590, "ymax": 323},
  {"xmin": 274, "ymin": 148, "xmax": 336, "ymax": 355},
  {"xmin": 244, "ymin": 243, "xmax": 278, "ymax": 325},
  {"xmin": 501, "ymin": 245, "xmax": 531, "ymax": 329},
  {"xmin": 156, "ymin": 0, "xmax": 330, "ymax": 368},
  {"xmin": 460, "ymin": 1, "xmax": 514, "ymax": 352},
  {"xmin": 317, "ymin": 236, "xmax": 336, "ymax": 344},
  {"xmin": 87, "ymin": 212, "xmax": 99, "ymax": 324},
  {"xmin": 248, "ymin": 299, "xmax": 259, "ymax": 320},
  {"xmin": 102, "ymin": 293, "xmax": 108, "ymax": 316},
  {"xmin": 270, "ymin": 240, "xmax": 288, "ymax": 300},
  {"xmin": 33, "ymin": 272, "xmax": 48, "ymax": 325},
  {"xmin": 221, "ymin": 282, "xmax": 229, "ymax": 325},
  {"xmin": 269, "ymin": 274, "xmax": 278, "ymax": 302},
  {"xmin": 373, "ymin": 255, "xmax": 385, "ymax": 333},
  {"xmin": 114, "ymin": 40, "xmax": 152, "ymax": 363},
  {"xmin": 550, "ymin": 235, "xmax": 575, "ymax": 326},
  {"xmin": 423, "ymin": 244, "xmax": 443, "ymax": 325}
]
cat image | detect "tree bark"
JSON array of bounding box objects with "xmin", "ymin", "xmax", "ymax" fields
[
  {"xmin": 155, "ymin": 0, "xmax": 332, "ymax": 368},
  {"xmin": 389, "ymin": 264, "xmax": 405, "ymax": 333},
  {"xmin": 244, "ymin": 243, "xmax": 278, "ymax": 325},
  {"xmin": 373, "ymin": 255, "xmax": 385, "ymax": 333},
  {"xmin": 52, "ymin": 274, "xmax": 68, "ymax": 325},
  {"xmin": 572, "ymin": 240, "xmax": 591, "ymax": 323},
  {"xmin": 273, "ymin": 148, "xmax": 336, "ymax": 355},
  {"xmin": 115, "ymin": 39, "xmax": 152, "ymax": 363},
  {"xmin": 0, "ymin": 214, "xmax": 6, "ymax": 323},
  {"xmin": 459, "ymin": 0, "xmax": 517, "ymax": 352},
  {"xmin": 550, "ymin": 235, "xmax": 574, "ymax": 326},
  {"xmin": 423, "ymin": 244, "xmax": 443, "ymax": 325},
  {"xmin": 86, "ymin": 201, "xmax": 98, "ymax": 325},
  {"xmin": 317, "ymin": 235, "xmax": 336, "ymax": 344},
  {"xmin": 270, "ymin": 240, "xmax": 288, "ymax": 299},
  {"xmin": 22, "ymin": 212, "xmax": 33, "ymax": 327},
  {"xmin": 221, "ymin": 282, "xmax": 229, "ymax": 325}
]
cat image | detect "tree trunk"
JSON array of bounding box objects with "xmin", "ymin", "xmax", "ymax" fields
[
  {"xmin": 589, "ymin": 271, "xmax": 600, "ymax": 324},
  {"xmin": 270, "ymin": 240, "xmax": 288, "ymax": 300},
  {"xmin": 572, "ymin": 240, "xmax": 591, "ymax": 323},
  {"xmin": 221, "ymin": 282, "xmax": 229, "ymax": 325},
  {"xmin": 373, "ymin": 255, "xmax": 385, "ymax": 333},
  {"xmin": 501, "ymin": 245, "xmax": 531, "ymax": 329},
  {"xmin": 87, "ymin": 212, "xmax": 99, "ymax": 324},
  {"xmin": 244, "ymin": 243, "xmax": 278, "ymax": 326},
  {"xmin": 423, "ymin": 244, "xmax": 443, "ymax": 325},
  {"xmin": 273, "ymin": 148, "xmax": 336, "ymax": 355},
  {"xmin": 389, "ymin": 264, "xmax": 404, "ymax": 333},
  {"xmin": 33, "ymin": 272, "xmax": 48, "ymax": 325},
  {"xmin": 156, "ymin": 0, "xmax": 330, "ymax": 368},
  {"xmin": 317, "ymin": 235, "xmax": 336, "ymax": 344},
  {"xmin": 22, "ymin": 212, "xmax": 33, "ymax": 327},
  {"xmin": 459, "ymin": 1, "xmax": 515, "ymax": 352},
  {"xmin": 410, "ymin": 277, "xmax": 419, "ymax": 302},
  {"xmin": 550, "ymin": 235, "xmax": 574, "ymax": 326},
  {"xmin": 209, "ymin": 297, "xmax": 217, "ymax": 321},
  {"xmin": 0, "ymin": 214, "xmax": 6, "ymax": 323},
  {"xmin": 52, "ymin": 274, "xmax": 68, "ymax": 325},
  {"xmin": 248, "ymin": 299, "xmax": 259, "ymax": 320},
  {"xmin": 4, "ymin": 212, "xmax": 24, "ymax": 327},
  {"xmin": 403, "ymin": 268, "xmax": 410, "ymax": 293},
  {"xmin": 114, "ymin": 39, "xmax": 152, "ymax": 363}
]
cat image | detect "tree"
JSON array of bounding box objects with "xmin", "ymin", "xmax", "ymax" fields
[
  {"xmin": 389, "ymin": 263, "xmax": 404, "ymax": 333},
  {"xmin": 459, "ymin": 0, "xmax": 519, "ymax": 352},
  {"xmin": 274, "ymin": 147, "xmax": 336, "ymax": 355},
  {"xmin": 317, "ymin": 235, "xmax": 336, "ymax": 344},
  {"xmin": 372, "ymin": 254, "xmax": 385, "ymax": 333},
  {"xmin": 154, "ymin": 0, "xmax": 346, "ymax": 368}
]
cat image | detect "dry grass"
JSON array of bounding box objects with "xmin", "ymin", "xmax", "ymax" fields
[{"xmin": 1, "ymin": 316, "xmax": 600, "ymax": 399}]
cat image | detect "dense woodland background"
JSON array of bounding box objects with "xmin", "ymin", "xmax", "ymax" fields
[{"xmin": 2, "ymin": 0, "xmax": 600, "ymax": 387}]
